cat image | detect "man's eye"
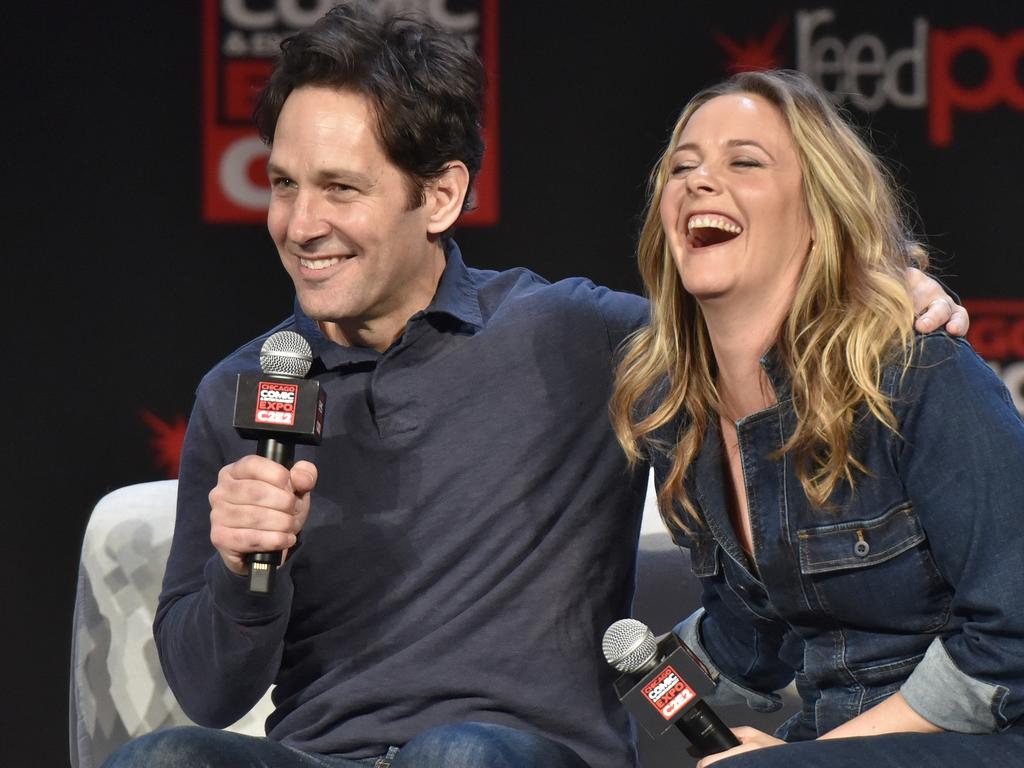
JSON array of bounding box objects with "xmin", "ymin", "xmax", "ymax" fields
[{"xmin": 271, "ymin": 177, "xmax": 296, "ymax": 189}]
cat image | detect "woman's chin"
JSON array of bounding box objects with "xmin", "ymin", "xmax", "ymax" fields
[{"xmin": 680, "ymin": 279, "xmax": 735, "ymax": 304}]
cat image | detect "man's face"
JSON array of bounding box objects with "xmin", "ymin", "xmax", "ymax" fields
[{"xmin": 267, "ymin": 86, "xmax": 443, "ymax": 347}]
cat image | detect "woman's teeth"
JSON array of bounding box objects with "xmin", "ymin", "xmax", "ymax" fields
[{"xmin": 686, "ymin": 215, "xmax": 742, "ymax": 234}]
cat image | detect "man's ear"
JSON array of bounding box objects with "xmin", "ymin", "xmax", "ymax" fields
[{"xmin": 425, "ymin": 161, "xmax": 470, "ymax": 235}]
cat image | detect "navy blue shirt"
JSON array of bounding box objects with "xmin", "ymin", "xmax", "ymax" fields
[{"xmin": 156, "ymin": 243, "xmax": 651, "ymax": 768}]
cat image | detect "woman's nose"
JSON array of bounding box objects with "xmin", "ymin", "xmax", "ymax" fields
[{"xmin": 686, "ymin": 163, "xmax": 719, "ymax": 195}]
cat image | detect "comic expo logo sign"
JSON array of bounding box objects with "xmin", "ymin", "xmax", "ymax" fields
[
  {"xmin": 202, "ymin": 0, "xmax": 499, "ymax": 224},
  {"xmin": 966, "ymin": 300, "xmax": 1024, "ymax": 415},
  {"xmin": 641, "ymin": 666, "xmax": 696, "ymax": 721},
  {"xmin": 719, "ymin": 8, "xmax": 1024, "ymax": 147},
  {"xmin": 255, "ymin": 380, "xmax": 299, "ymax": 425}
]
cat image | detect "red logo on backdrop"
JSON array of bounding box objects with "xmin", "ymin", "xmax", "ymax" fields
[
  {"xmin": 140, "ymin": 410, "xmax": 188, "ymax": 478},
  {"xmin": 714, "ymin": 10, "xmax": 1024, "ymax": 147},
  {"xmin": 968, "ymin": 300, "xmax": 1024, "ymax": 360},
  {"xmin": 641, "ymin": 665, "xmax": 696, "ymax": 721},
  {"xmin": 201, "ymin": 0, "xmax": 500, "ymax": 224},
  {"xmin": 255, "ymin": 380, "xmax": 299, "ymax": 425},
  {"xmin": 929, "ymin": 28, "xmax": 1024, "ymax": 146},
  {"xmin": 714, "ymin": 19, "xmax": 786, "ymax": 73},
  {"xmin": 965, "ymin": 299, "xmax": 1024, "ymax": 415}
]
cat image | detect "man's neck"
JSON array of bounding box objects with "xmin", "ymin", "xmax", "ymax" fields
[{"xmin": 319, "ymin": 244, "xmax": 448, "ymax": 353}]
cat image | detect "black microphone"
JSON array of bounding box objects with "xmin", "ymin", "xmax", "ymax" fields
[
  {"xmin": 602, "ymin": 618, "xmax": 740, "ymax": 757},
  {"xmin": 232, "ymin": 331, "xmax": 326, "ymax": 594}
]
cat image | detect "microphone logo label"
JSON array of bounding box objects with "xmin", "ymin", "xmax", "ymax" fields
[
  {"xmin": 255, "ymin": 381, "xmax": 298, "ymax": 426},
  {"xmin": 642, "ymin": 665, "xmax": 696, "ymax": 720}
]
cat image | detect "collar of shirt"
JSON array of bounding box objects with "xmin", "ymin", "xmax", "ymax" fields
[
  {"xmin": 292, "ymin": 239, "xmax": 484, "ymax": 371},
  {"xmin": 758, "ymin": 345, "xmax": 793, "ymax": 404}
]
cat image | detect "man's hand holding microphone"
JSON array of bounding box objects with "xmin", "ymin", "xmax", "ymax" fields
[{"xmin": 209, "ymin": 455, "xmax": 318, "ymax": 577}]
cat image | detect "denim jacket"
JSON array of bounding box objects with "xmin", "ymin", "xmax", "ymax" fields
[{"xmin": 652, "ymin": 333, "xmax": 1024, "ymax": 740}]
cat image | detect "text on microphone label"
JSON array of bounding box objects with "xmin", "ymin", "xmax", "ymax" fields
[
  {"xmin": 642, "ymin": 665, "xmax": 696, "ymax": 720},
  {"xmin": 256, "ymin": 381, "xmax": 298, "ymax": 426}
]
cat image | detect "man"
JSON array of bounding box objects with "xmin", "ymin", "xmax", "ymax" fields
[{"xmin": 101, "ymin": 4, "xmax": 966, "ymax": 768}]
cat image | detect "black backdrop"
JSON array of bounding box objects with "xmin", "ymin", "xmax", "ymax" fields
[{"xmin": 9, "ymin": 2, "xmax": 1024, "ymax": 765}]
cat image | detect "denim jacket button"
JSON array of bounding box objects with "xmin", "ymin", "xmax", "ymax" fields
[{"xmin": 854, "ymin": 540, "xmax": 870, "ymax": 557}]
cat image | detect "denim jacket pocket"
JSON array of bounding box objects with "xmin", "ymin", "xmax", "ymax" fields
[{"xmin": 797, "ymin": 502, "xmax": 952, "ymax": 632}]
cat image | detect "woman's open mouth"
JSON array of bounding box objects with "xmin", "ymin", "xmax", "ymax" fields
[{"xmin": 686, "ymin": 213, "xmax": 743, "ymax": 248}]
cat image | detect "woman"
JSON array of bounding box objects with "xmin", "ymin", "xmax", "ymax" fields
[{"xmin": 611, "ymin": 70, "xmax": 1024, "ymax": 767}]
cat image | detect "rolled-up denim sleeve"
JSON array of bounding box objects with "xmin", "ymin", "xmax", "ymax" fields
[
  {"xmin": 674, "ymin": 608, "xmax": 785, "ymax": 713},
  {"xmin": 901, "ymin": 638, "xmax": 1009, "ymax": 732},
  {"xmin": 895, "ymin": 334, "xmax": 1024, "ymax": 732}
]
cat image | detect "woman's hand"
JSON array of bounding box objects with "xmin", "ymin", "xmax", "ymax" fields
[{"xmin": 696, "ymin": 727, "xmax": 784, "ymax": 767}]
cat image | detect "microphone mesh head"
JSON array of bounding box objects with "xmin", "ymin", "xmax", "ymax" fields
[
  {"xmin": 259, "ymin": 331, "xmax": 313, "ymax": 377},
  {"xmin": 602, "ymin": 618, "xmax": 658, "ymax": 674}
]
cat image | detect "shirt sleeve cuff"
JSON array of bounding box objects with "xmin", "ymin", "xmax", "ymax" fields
[
  {"xmin": 204, "ymin": 553, "xmax": 294, "ymax": 622},
  {"xmin": 674, "ymin": 608, "xmax": 783, "ymax": 714},
  {"xmin": 900, "ymin": 637, "xmax": 1008, "ymax": 733}
]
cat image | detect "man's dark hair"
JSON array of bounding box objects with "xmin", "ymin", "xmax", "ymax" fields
[{"xmin": 254, "ymin": 1, "xmax": 485, "ymax": 210}]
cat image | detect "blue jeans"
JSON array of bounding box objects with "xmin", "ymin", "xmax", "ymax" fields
[
  {"xmin": 100, "ymin": 722, "xmax": 591, "ymax": 768},
  {"xmin": 711, "ymin": 725, "xmax": 1024, "ymax": 767}
]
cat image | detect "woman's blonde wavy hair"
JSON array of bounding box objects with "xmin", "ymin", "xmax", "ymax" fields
[{"xmin": 611, "ymin": 69, "xmax": 923, "ymax": 531}]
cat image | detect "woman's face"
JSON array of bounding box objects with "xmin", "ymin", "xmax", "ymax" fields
[{"xmin": 660, "ymin": 93, "xmax": 813, "ymax": 310}]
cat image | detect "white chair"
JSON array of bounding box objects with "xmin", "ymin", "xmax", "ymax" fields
[{"xmin": 69, "ymin": 480, "xmax": 274, "ymax": 768}]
